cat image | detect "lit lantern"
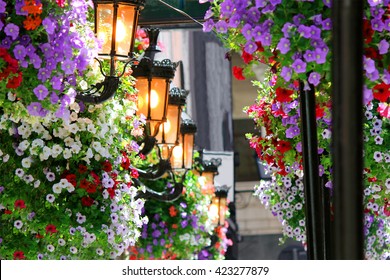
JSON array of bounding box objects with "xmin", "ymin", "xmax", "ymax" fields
[
  {"xmin": 156, "ymin": 87, "xmax": 188, "ymax": 160},
  {"xmin": 95, "ymin": 0, "xmax": 144, "ymax": 62},
  {"xmin": 76, "ymin": 0, "xmax": 144, "ymax": 103},
  {"xmin": 210, "ymin": 185, "xmax": 230, "ymax": 226},
  {"xmin": 170, "ymin": 112, "xmax": 197, "ymax": 171},
  {"xmin": 132, "ymin": 28, "xmax": 177, "ymax": 138}
]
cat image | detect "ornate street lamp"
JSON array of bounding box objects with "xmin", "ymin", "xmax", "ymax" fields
[
  {"xmin": 134, "ymin": 111, "xmax": 198, "ymax": 202},
  {"xmin": 136, "ymin": 87, "xmax": 188, "ymax": 180},
  {"xmin": 132, "ymin": 28, "xmax": 178, "ymax": 155},
  {"xmin": 209, "ymin": 185, "xmax": 230, "ymax": 226},
  {"xmin": 170, "ymin": 112, "xmax": 197, "ymax": 172},
  {"xmin": 195, "ymin": 154, "xmax": 222, "ymax": 189},
  {"xmin": 76, "ymin": 0, "xmax": 145, "ymax": 104}
]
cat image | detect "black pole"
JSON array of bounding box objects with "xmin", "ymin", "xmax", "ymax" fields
[
  {"xmin": 299, "ymin": 81, "xmax": 326, "ymax": 260},
  {"xmin": 331, "ymin": 0, "xmax": 364, "ymax": 259}
]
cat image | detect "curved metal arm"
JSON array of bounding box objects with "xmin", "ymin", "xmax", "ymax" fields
[
  {"xmin": 134, "ymin": 178, "xmax": 184, "ymax": 202},
  {"xmin": 76, "ymin": 76, "xmax": 120, "ymax": 104},
  {"xmin": 75, "ymin": 58, "xmax": 136, "ymax": 104},
  {"xmin": 133, "ymin": 158, "xmax": 171, "ymax": 180}
]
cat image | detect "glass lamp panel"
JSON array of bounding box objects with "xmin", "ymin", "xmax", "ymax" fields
[
  {"xmin": 149, "ymin": 78, "xmax": 169, "ymax": 122},
  {"xmin": 209, "ymin": 197, "xmax": 220, "ymax": 226},
  {"xmin": 96, "ymin": 3, "xmax": 114, "ymax": 57},
  {"xmin": 135, "ymin": 77, "xmax": 149, "ymax": 118},
  {"xmin": 170, "ymin": 144, "xmax": 184, "ymax": 169},
  {"xmin": 156, "ymin": 104, "xmax": 180, "ymax": 144},
  {"xmin": 116, "ymin": 4, "xmax": 136, "ymax": 57},
  {"xmin": 218, "ymin": 197, "xmax": 227, "ymax": 226},
  {"xmin": 183, "ymin": 133, "xmax": 194, "ymax": 169},
  {"xmin": 203, "ymin": 172, "xmax": 215, "ymax": 186}
]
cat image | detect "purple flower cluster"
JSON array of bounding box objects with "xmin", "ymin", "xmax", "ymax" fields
[{"xmin": 1, "ymin": 0, "xmax": 98, "ymax": 119}]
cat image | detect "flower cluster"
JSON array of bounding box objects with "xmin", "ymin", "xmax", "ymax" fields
[
  {"xmin": 201, "ymin": 0, "xmax": 390, "ymax": 259},
  {"xmin": 129, "ymin": 171, "xmax": 228, "ymax": 260},
  {"xmin": 0, "ymin": 0, "xmax": 99, "ymax": 118},
  {"xmin": 0, "ymin": 92, "xmax": 148, "ymax": 259},
  {"xmin": 0, "ymin": 0, "xmax": 148, "ymax": 259}
]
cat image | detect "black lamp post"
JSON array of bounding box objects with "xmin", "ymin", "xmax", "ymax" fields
[{"xmin": 76, "ymin": 0, "xmax": 145, "ymax": 104}]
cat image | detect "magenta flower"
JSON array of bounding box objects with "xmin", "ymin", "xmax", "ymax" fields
[{"xmin": 33, "ymin": 85, "xmax": 49, "ymax": 100}]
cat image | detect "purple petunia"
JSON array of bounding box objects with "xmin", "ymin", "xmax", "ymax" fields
[
  {"xmin": 215, "ymin": 20, "xmax": 228, "ymax": 33},
  {"xmin": 33, "ymin": 85, "xmax": 49, "ymax": 100},
  {"xmin": 244, "ymin": 41, "xmax": 257, "ymax": 54},
  {"xmin": 280, "ymin": 66, "xmax": 292, "ymax": 82},
  {"xmin": 291, "ymin": 58, "xmax": 307, "ymax": 74},
  {"xmin": 13, "ymin": 44, "xmax": 26, "ymax": 60},
  {"xmin": 241, "ymin": 23, "xmax": 253, "ymax": 40},
  {"xmin": 4, "ymin": 23, "xmax": 19, "ymax": 40},
  {"xmin": 286, "ymin": 125, "xmax": 300, "ymax": 138},
  {"xmin": 42, "ymin": 17, "xmax": 56, "ymax": 35},
  {"xmin": 378, "ymin": 39, "xmax": 389, "ymax": 55},
  {"xmin": 277, "ymin": 38, "xmax": 291, "ymax": 54},
  {"xmin": 308, "ymin": 71, "xmax": 321, "ymax": 86},
  {"xmin": 27, "ymin": 102, "xmax": 49, "ymax": 117}
]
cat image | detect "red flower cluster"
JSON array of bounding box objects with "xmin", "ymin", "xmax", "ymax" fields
[
  {"xmin": 275, "ymin": 87, "xmax": 294, "ymax": 103},
  {"xmin": 232, "ymin": 66, "xmax": 245, "ymax": 80},
  {"xmin": 45, "ymin": 224, "xmax": 57, "ymax": 234},
  {"xmin": 0, "ymin": 48, "xmax": 22, "ymax": 89},
  {"xmin": 14, "ymin": 199, "xmax": 26, "ymax": 209},
  {"xmin": 373, "ymin": 82, "xmax": 390, "ymax": 102}
]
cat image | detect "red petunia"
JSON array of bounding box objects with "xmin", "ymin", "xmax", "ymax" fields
[
  {"xmin": 372, "ymin": 82, "xmax": 390, "ymax": 102},
  {"xmin": 241, "ymin": 50, "xmax": 253, "ymax": 64},
  {"xmin": 13, "ymin": 251, "xmax": 25, "ymax": 260},
  {"xmin": 6, "ymin": 72, "xmax": 23, "ymax": 89},
  {"xmin": 315, "ymin": 105, "xmax": 325, "ymax": 119},
  {"xmin": 66, "ymin": 174, "xmax": 77, "ymax": 187},
  {"xmin": 101, "ymin": 160, "xmax": 112, "ymax": 172},
  {"xmin": 276, "ymin": 140, "xmax": 292, "ymax": 153},
  {"xmin": 45, "ymin": 224, "xmax": 57, "ymax": 234},
  {"xmin": 14, "ymin": 199, "xmax": 26, "ymax": 209},
  {"xmin": 255, "ymin": 41, "xmax": 264, "ymax": 52},
  {"xmin": 275, "ymin": 87, "xmax": 294, "ymax": 103},
  {"xmin": 79, "ymin": 179, "xmax": 89, "ymax": 189},
  {"xmin": 90, "ymin": 171, "xmax": 101, "ymax": 184},
  {"xmin": 121, "ymin": 154, "xmax": 130, "ymax": 170},
  {"xmin": 78, "ymin": 164, "xmax": 88, "ymax": 174},
  {"xmin": 232, "ymin": 66, "xmax": 245, "ymax": 80},
  {"xmin": 86, "ymin": 183, "xmax": 97, "ymax": 194},
  {"xmin": 130, "ymin": 168, "xmax": 139, "ymax": 179},
  {"xmin": 363, "ymin": 20, "xmax": 374, "ymax": 44},
  {"xmin": 81, "ymin": 196, "xmax": 94, "ymax": 207}
]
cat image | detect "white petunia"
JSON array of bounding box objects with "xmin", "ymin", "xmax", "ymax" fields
[{"xmin": 21, "ymin": 157, "xmax": 32, "ymax": 168}]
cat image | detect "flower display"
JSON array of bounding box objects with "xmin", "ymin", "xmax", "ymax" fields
[
  {"xmin": 0, "ymin": 0, "xmax": 148, "ymax": 259},
  {"xmin": 129, "ymin": 170, "xmax": 230, "ymax": 260},
  {"xmin": 201, "ymin": 0, "xmax": 390, "ymax": 259}
]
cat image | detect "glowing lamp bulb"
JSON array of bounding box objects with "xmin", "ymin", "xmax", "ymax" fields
[
  {"xmin": 150, "ymin": 90, "xmax": 159, "ymax": 109},
  {"xmin": 116, "ymin": 19, "xmax": 126, "ymax": 43}
]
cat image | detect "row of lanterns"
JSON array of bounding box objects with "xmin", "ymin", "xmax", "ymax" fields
[{"xmin": 76, "ymin": 1, "xmax": 229, "ymax": 218}]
